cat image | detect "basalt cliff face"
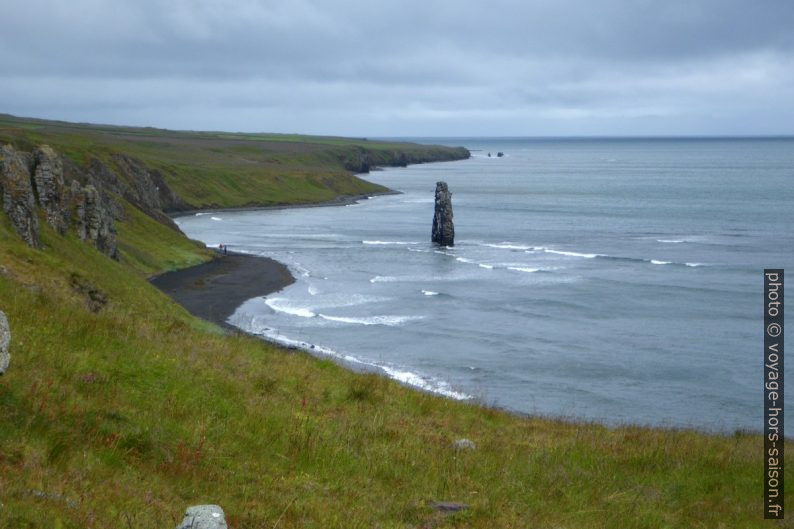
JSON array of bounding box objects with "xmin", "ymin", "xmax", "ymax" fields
[
  {"xmin": 341, "ymin": 146, "xmax": 470, "ymax": 174},
  {"xmin": 0, "ymin": 145, "xmax": 39, "ymax": 247},
  {"xmin": 431, "ymin": 181, "xmax": 454, "ymax": 246},
  {"xmin": 0, "ymin": 144, "xmax": 184, "ymax": 259}
]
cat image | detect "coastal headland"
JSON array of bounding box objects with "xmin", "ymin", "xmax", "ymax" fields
[{"xmin": 0, "ymin": 114, "xmax": 778, "ymax": 528}]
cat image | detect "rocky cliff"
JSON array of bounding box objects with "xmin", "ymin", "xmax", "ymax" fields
[
  {"xmin": 32, "ymin": 146, "xmax": 69, "ymax": 235},
  {"xmin": 341, "ymin": 145, "xmax": 470, "ymax": 174},
  {"xmin": 0, "ymin": 145, "xmax": 39, "ymax": 247},
  {"xmin": 431, "ymin": 181, "xmax": 454, "ymax": 246},
  {"xmin": 0, "ymin": 144, "xmax": 132, "ymax": 259}
]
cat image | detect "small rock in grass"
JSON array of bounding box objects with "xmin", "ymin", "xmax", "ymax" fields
[
  {"xmin": 430, "ymin": 501, "xmax": 469, "ymax": 513},
  {"xmin": 175, "ymin": 505, "xmax": 228, "ymax": 529},
  {"xmin": 452, "ymin": 438, "xmax": 476, "ymax": 450},
  {"xmin": 0, "ymin": 310, "xmax": 10, "ymax": 375}
]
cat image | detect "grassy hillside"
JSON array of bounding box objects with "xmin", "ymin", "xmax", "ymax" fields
[
  {"xmin": 0, "ymin": 117, "xmax": 786, "ymax": 528},
  {"xmin": 0, "ymin": 114, "xmax": 469, "ymax": 209}
]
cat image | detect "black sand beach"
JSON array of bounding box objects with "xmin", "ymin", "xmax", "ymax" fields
[{"xmin": 150, "ymin": 253, "xmax": 295, "ymax": 330}]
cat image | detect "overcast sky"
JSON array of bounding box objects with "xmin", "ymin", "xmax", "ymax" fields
[{"xmin": 1, "ymin": 0, "xmax": 792, "ymax": 136}]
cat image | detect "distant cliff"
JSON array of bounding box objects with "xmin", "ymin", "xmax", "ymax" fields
[
  {"xmin": 340, "ymin": 145, "xmax": 470, "ymax": 174},
  {"xmin": 0, "ymin": 114, "xmax": 470, "ymax": 212},
  {"xmin": 0, "ymin": 115, "xmax": 470, "ymax": 261}
]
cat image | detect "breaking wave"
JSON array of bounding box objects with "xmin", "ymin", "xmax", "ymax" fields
[
  {"xmin": 318, "ymin": 314, "xmax": 423, "ymax": 326},
  {"xmin": 363, "ymin": 240, "xmax": 419, "ymax": 245},
  {"xmin": 507, "ymin": 266, "xmax": 540, "ymax": 273},
  {"xmin": 265, "ymin": 298, "xmax": 315, "ymax": 318},
  {"xmin": 483, "ymin": 242, "xmax": 534, "ymax": 250},
  {"xmin": 233, "ymin": 316, "xmax": 471, "ymax": 400}
]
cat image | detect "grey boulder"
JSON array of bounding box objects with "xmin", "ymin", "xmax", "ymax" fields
[
  {"xmin": 452, "ymin": 438, "xmax": 476, "ymax": 450},
  {"xmin": 0, "ymin": 310, "xmax": 9, "ymax": 375},
  {"xmin": 175, "ymin": 505, "xmax": 228, "ymax": 529}
]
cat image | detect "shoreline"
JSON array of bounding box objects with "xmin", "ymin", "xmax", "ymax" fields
[
  {"xmin": 149, "ymin": 208, "xmax": 761, "ymax": 438},
  {"xmin": 165, "ymin": 189, "xmax": 401, "ymax": 218},
  {"xmin": 150, "ymin": 252, "xmax": 296, "ymax": 331},
  {"xmin": 149, "ymin": 249, "xmax": 749, "ymax": 436}
]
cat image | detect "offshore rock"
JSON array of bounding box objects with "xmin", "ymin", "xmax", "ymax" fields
[
  {"xmin": 73, "ymin": 182, "xmax": 119, "ymax": 260},
  {"xmin": 175, "ymin": 505, "xmax": 228, "ymax": 529},
  {"xmin": 431, "ymin": 181, "xmax": 454, "ymax": 246},
  {"xmin": 33, "ymin": 145, "xmax": 68, "ymax": 234},
  {"xmin": 0, "ymin": 144, "xmax": 39, "ymax": 247},
  {"xmin": 0, "ymin": 310, "xmax": 9, "ymax": 375}
]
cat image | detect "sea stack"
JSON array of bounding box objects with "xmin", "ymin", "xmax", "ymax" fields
[{"xmin": 431, "ymin": 181, "xmax": 454, "ymax": 246}]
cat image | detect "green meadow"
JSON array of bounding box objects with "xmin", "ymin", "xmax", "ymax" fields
[{"xmin": 0, "ymin": 116, "xmax": 785, "ymax": 528}]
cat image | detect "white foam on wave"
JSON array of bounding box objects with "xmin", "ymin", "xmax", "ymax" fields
[
  {"xmin": 379, "ymin": 366, "xmax": 471, "ymax": 400},
  {"xmin": 508, "ymin": 266, "xmax": 540, "ymax": 273},
  {"xmin": 657, "ymin": 239, "xmax": 685, "ymax": 244},
  {"xmin": 478, "ymin": 263, "xmax": 494, "ymax": 269},
  {"xmin": 210, "ymin": 216, "xmax": 223, "ymax": 221},
  {"xmin": 650, "ymin": 260, "xmax": 671, "ymax": 265},
  {"xmin": 456, "ymin": 257, "xmax": 475, "ymax": 264},
  {"xmin": 484, "ymin": 242, "xmax": 533, "ymax": 250},
  {"xmin": 543, "ymin": 249, "xmax": 599, "ymax": 258},
  {"xmin": 239, "ymin": 320, "xmax": 471, "ymax": 401},
  {"xmin": 308, "ymin": 285, "xmax": 319, "ymax": 296},
  {"xmin": 370, "ymin": 275, "xmax": 396, "ymax": 283},
  {"xmin": 293, "ymin": 264, "xmax": 311, "ymax": 278},
  {"xmin": 363, "ymin": 240, "xmax": 418, "ymax": 245},
  {"xmin": 421, "ymin": 290, "xmax": 439, "ymax": 296},
  {"xmin": 194, "ymin": 212, "xmax": 210, "ymax": 216},
  {"xmin": 685, "ymin": 262, "xmax": 705, "ymax": 267},
  {"xmin": 313, "ymin": 293, "xmax": 389, "ymax": 309},
  {"xmin": 265, "ymin": 298, "xmax": 316, "ymax": 318},
  {"xmin": 318, "ymin": 314, "xmax": 423, "ymax": 326}
]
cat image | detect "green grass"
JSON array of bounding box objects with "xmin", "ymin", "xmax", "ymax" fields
[
  {"xmin": 0, "ymin": 199, "xmax": 787, "ymax": 529},
  {"xmin": 115, "ymin": 203, "xmax": 212, "ymax": 276},
  {"xmin": 0, "ymin": 114, "xmax": 468, "ymax": 209},
  {"xmin": 0, "ymin": 116, "xmax": 785, "ymax": 528}
]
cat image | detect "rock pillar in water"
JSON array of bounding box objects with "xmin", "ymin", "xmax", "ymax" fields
[{"xmin": 431, "ymin": 181, "xmax": 454, "ymax": 246}]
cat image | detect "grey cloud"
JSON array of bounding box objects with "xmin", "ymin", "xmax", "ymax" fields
[{"xmin": 0, "ymin": 0, "xmax": 792, "ymax": 135}]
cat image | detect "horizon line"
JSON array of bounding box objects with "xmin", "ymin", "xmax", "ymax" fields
[{"xmin": 3, "ymin": 112, "xmax": 793, "ymax": 141}]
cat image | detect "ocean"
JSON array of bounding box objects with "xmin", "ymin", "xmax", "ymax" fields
[{"xmin": 175, "ymin": 137, "xmax": 794, "ymax": 434}]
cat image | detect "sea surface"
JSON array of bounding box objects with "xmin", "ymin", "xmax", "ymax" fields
[{"xmin": 176, "ymin": 137, "xmax": 794, "ymax": 434}]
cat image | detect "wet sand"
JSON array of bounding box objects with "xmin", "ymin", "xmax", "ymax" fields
[{"xmin": 150, "ymin": 253, "xmax": 295, "ymax": 330}]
